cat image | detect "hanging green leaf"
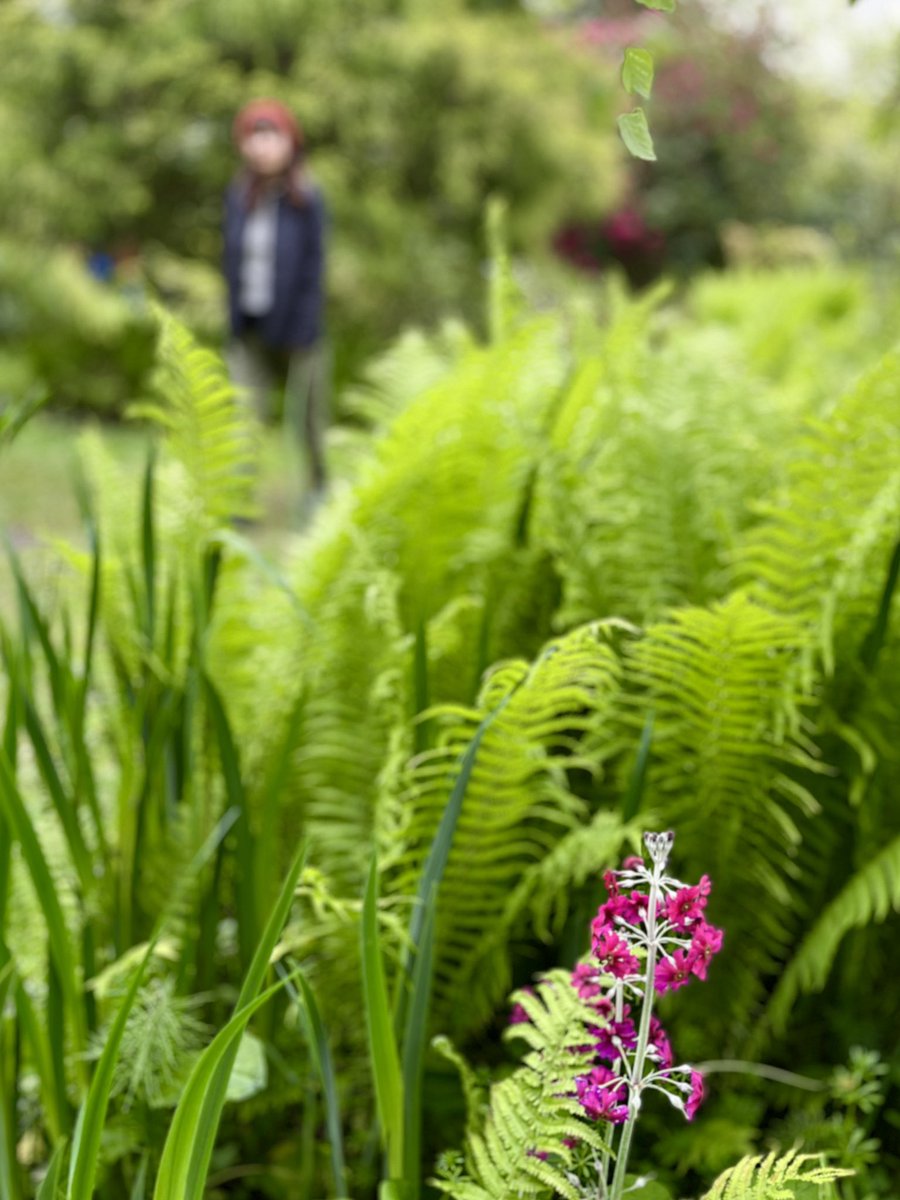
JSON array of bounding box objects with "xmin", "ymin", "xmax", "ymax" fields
[
  {"xmin": 618, "ymin": 109, "xmax": 657, "ymax": 162},
  {"xmin": 634, "ymin": 0, "xmax": 676, "ymax": 11},
  {"xmin": 622, "ymin": 48, "xmax": 655, "ymax": 99}
]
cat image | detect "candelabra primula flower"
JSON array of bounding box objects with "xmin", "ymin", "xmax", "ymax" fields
[
  {"xmin": 569, "ymin": 831, "xmax": 723, "ymax": 1141},
  {"xmin": 688, "ymin": 920, "xmax": 724, "ymax": 980},
  {"xmin": 591, "ymin": 929, "xmax": 641, "ymax": 979},
  {"xmin": 655, "ymin": 948, "xmax": 694, "ymax": 993},
  {"xmin": 575, "ymin": 1066, "xmax": 630, "ymax": 1125},
  {"xmin": 686, "ymin": 1069, "xmax": 705, "ymax": 1121}
]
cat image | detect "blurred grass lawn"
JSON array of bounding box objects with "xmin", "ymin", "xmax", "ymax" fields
[{"xmin": 0, "ymin": 412, "xmax": 344, "ymax": 618}]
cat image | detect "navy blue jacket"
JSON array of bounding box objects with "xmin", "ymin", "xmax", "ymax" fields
[{"xmin": 223, "ymin": 179, "xmax": 326, "ymax": 350}]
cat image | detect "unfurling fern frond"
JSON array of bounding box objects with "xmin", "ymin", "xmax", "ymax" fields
[
  {"xmin": 432, "ymin": 970, "xmax": 608, "ymax": 1200},
  {"xmin": 386, "ymin": 622, "xmax": 625, "ymax": 1036},
  {"xmin": 134, "ymin": 310, "xmax": 259, "ymax": 529},
  {"xmin": 763, "ymin": 831, "xmax": 900, "ymax": 1035},
  {"xmin": 701, "ymin": 1149, "xmax": 852, "ymax": 1199}
]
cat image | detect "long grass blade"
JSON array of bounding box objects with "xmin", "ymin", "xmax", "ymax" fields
[
  {"xmin": 151, "ymin": 981, "xmax": 289, "ymax": 1200},
  {"xmin": 204, "ymin": 675, "xmax": 259, "ymax": 971},
  {"xmin": 141, "ymin": 447, "xmax": 156, "ymax": 642},
  {"xmin": 153, "ymin": 843, "xmax": 306, "ymax": 1199},
  {"xmin": 0, "ymin": 749, "xmax": 87, "ymax": 1085},
  {"xmin": 0, "ymin": 963, "xmax": 22, "ymax": 1200},
  {"xmin": 66, "ymin": 940, "xmax": 157, "ymax": 1200},
  {"xmin": 621, "ymin": 711, "xmax": 653, "ymax": 822},
  {"xmin": 362, "ymin": 858, "xmax": 404, "ymax": 1180},
  {"xmin": 282, "ymin": 964, "xmax": 349, "ymax": 1199},
  {"xmin": 397, "ymin": 692, "xmax": 513, "ymax": 1028},
  {"xmin": 254, "ymin": 690, "xmax": 304, "ymax": 921},
  {"xmin": 15, "ymin": 976, "xmax": 68, "ymax": 1143},
  {"xmin": 36, "ymin": 1138, "xmax": 67, "ymax": 1200},
  {"xmin": 400, "ymin": 881, "xmax": 436, "ymax": 1197},
  {"xmin": 21, "ymin": 698, "xmax": 94, "ymax": 895}
]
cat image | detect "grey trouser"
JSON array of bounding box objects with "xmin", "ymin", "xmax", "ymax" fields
[{"xmin": 227, "ymin": 332, "xmax": 329, "ymax": 491}]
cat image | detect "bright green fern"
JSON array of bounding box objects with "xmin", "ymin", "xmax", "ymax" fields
[{"xmin": 700, "ymin": 1149, "xmax": 852, "ymax": 1199}]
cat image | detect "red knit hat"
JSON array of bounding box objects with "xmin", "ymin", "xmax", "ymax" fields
[{"xmin": 232, "ymin": 99, "xmax": 303, "ymax": 154}]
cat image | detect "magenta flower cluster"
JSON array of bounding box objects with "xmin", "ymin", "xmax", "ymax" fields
[{"xmin": 570, "ymin": 836, "xmax": 723, "ymax": 1128}]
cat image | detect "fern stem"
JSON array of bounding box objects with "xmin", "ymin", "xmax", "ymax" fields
[{"xmin": 608, "ymin": 853, "xmax": 664, "ymax": 1200}]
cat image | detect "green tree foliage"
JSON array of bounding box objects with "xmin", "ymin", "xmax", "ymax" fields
[{"xmin": 0, "ymin": 0, "xmax": 622, "ymax": 407}]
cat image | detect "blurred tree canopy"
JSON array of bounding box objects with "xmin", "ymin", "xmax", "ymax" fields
[
  {"xmin": 0, "ymin": 0, "xmax": 622, "ymax": 379},
  {"xmin": 2, "ymin": 0, "xmax": 899, "ymax": 412}
]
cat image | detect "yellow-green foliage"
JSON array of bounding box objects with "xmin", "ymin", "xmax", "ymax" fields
[
  {"xmin": 700, "ymin": 1150, "xmax": 852, "ymax": 1199},
  {"xmin": 433, "ymin": 970, "xmax": 610, "ymax": 1200}
]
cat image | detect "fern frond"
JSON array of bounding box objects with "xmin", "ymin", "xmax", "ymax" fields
[
  {"xmin": 341, "ymin": 319, "xmax": 474, "ymax": 429},
  {"xmin": 764, "ymin": 831, "xmax": 900, "ymax": 1034},
  {"xmin": 433, "ymin": 970, "xmax": 608, "ymax": 1200},
  {"xmin": 387, "ymin": 622, "xmax": 624, "ymax": 1036},
  {"xmin": 140, "ymin": 310, "xmax": 259, "ymax": 528},
  {"xmin": 701, "ymin": 1148, "xmax": 852, "ymax": 1199},
  {"xmin": 737, "ymin": 348, "xmax": 900, "ymax": 676},
  {"xmin": 625, "ymin": 593, "xmax": 817, "ymax": 1044},
  {"xmin": 533, "ymin": 312, "xmax": 795, "ymax": 629}
]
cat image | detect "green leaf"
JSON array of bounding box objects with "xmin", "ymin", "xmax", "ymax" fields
[
  {"xmin": 203, "ymin": 675, "xmax": 259, "ymax": 972},
  {"xmin": 283, "ymin": 965, "xmax": 348, "ymax": 1199},
  {"xmin": 401, "ymin": 882, "xmax": 437, "ymax": 1197},
  {"xmin": 152, "ymin": 983, "xmax": 287, "ymax": 1200},
  {"xmin": 634, "ymin": 0, "xmax": 676, "ymax": 10},
  {"xmin": 0, "ymin": 750, "xmax": 88, "ymax": 1085},
  {"xmin": 618, "ymin": 109, "xmax": 657, "ymax": 161},
  {"xmin": 0, "ymin": 965, "xmax": 22, "ymax": 1200},
  {"xmin": 152, "ymin": 844, "xmax": 306, "ymax": 1199},
  {"xmin": 37, "ymin": 1139, "xmax": 67, "ymax": 1200},
  {"xmin": 361, "ymin": 859, "xmax": 404, "ymax": 1179},
  {"xmin": 622, "ymin": 48, "xmax": 655, "ymax": 99},
  {"xmin": 224, "ymin": 1032, "xmax": 268, "ymax": 1103},
  {"xmin": 66, "ymin": 941, "xmax": 157, "ymax": 1200}
]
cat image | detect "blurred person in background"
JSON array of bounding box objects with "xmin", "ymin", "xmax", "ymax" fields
[{"xmin": 224, "ymin": 99, "xmax": 328, "ymax": 512}]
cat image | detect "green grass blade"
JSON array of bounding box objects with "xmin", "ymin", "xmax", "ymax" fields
[
  {"xmin": 129, "ymin": 1155, "xmax": 149, "ymax": 1200},
  {"xmin": 21, "ymin": 697, "xmax": 94, "ymax": 895},
  {"xmin": 80, "ymin": 511, "xmax": 101, "ymax": 703},
  {"xmin": 0, "ymin": 385, "xmax": 47, "ymax": 446},
  {"xmin": 0, "ymin": 749, "xmax": 87, "ymax": 1085},
  {"xmin": 152, "ymin": 981, "xmax": 288, "ymax": 1200},
  {"xmin": 6, "ymin": 544, "xmax": 64, "ymax": 715},
  {"xmin": 66, "ymin": 939, "xmax": 157, "ymax": 1200},
  {"xmin": 153, "ymin": 843, "xmax": 306, "ymax": 1199},
  {"xmin": 398, "ymin": 693, "xmax": 512, "ymax": 1025},
  {"xmin": 282, "ymin": 964, "xmax": 349, "ymax": 1199},
  {"xmin": 401, "ymin": 881, "xmax": 436, "ymax": 1197},
  {"xmin": 0, "ymin": 963, "xmax": 23, "ymax": 1200},
  {"xmin": 621, "ymin": 711, "xmax": 653, "ymax": 822},
  {"xmin": 860, "ymin": 537, "xmax": 900, "ymax": 670},
  {"xmin": 15, "ymin": 976, "xmax": 68, "ymax": 1143},
  {"xmin": 36, "ymin": 1138, "xmax": 67, "ymax": 1200},
  {"xmin": 141, "ymin": 447, "xmax": 156, "ymax": 641},
  {"xmin": 362, "ymin": 858, "xmax": 404, "ymax": 1180},
  {"xmin": 203, "ymin": 675, "xmax": 259, "ymax": 971},
  {"xmin": 412, "ymin": 619, "xmax": 430, "ymax": 755},
  {"xmin": 233, "ymin": 839, "xmax": 306, "ymax": 1008},
  {"xmin": 1, "ymin": 628, "xmax": 19, "ymax": 767},
  {"xmin": 254, "ymin": 690, "xmax": 304, "ymax": 920}
]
